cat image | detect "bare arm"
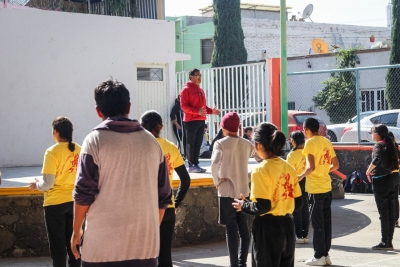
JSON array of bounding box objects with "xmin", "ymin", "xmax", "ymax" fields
[
  {"xmin": 298, "ymin": 154, "xmax": 315, "ymax": 181},
  {"xmin": 159, "ymin": 209, "xmax": 165, "ymax": 224},
  {"xmin": 71, "ymin": 203, "xmax": 89, "ymax": 260},
  {"xmin": 329, "ymin": 156, "xmax": 340, "ymax": 172}
]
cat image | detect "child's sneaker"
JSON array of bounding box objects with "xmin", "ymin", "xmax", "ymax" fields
[
  {"xmin": 304, "ymin": 237, "xmax": 309, "ymax": 244},
  {"xmin": 372, "ymin": 242, "xmax": 391, "ymax": 250},
  {"xmin": 325, "ymin": 255, "xmax": 332, "ymax": 265},
  {"xmin": 305, "ymin": 256, "xmax": 327, "ymax": 266},
  {"xmin": 296, "ymin": 237, "xmax": 305, "ymax": 244}
]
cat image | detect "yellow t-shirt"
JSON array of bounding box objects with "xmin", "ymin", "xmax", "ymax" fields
[
  {"xmin": 157, "ymin": 137, "xmax": 185, "ymax": 208},
  {"xmin": 42, "ymin": 142, "xmax": 81, "ymax": 206},
  {"xmin": 302, "ymin": 136, "xmax": 336, "ymax": 194},
  {"xmin": 250, "ymin": 157, "xmax": 302, "ymax": 216},
  {"xmin": 286, "ymin": 149, "xmax": 306, "ymax": 176}
]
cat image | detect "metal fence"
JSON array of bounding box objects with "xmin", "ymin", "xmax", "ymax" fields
[
  {"xmin": 176, "ymin": 62, "xmax": 267, "ymax": 140},
  {"xmin": 288, "ymin": 64, "xmax": 400, "ymax": 143}
]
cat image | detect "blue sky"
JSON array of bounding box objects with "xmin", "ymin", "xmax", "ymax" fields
[{"xmin": 165, "ymin": 0, "xmax": 390, "ymax": 27}]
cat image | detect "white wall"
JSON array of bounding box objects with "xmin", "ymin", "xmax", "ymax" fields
[
  {"xmin": 243, "ymin": 18, "xmax": 389, "ymax": 61},
  {"xmin": 0, "ymin": 8, "xmax": 177, "ymax": 167},
  {"xmin": 286, "ymin": 49, "xmax": 391, "ymax": 124}
]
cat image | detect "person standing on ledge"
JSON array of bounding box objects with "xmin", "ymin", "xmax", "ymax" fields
[{"xmin": 180, "ymin": 68, "xmax": 220, "ymax": 173}]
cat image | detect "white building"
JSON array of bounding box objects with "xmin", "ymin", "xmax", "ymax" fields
[{"xmin": 0, "ymin": 8, "xmax": 182, "ymax": 167}]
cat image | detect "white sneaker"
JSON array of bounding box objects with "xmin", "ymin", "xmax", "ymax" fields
[
  {"xmin": 325, "ymin": 255, "xmax": 332, "ymax": 265},
  {"xmin": 305, "ymin": 256, "xmax": 327, "ymax": 266},
  {"xmin": 296, "ymin": 237, "xmax": 305, "ymax": 244},
  {"xmin": 304, "ymin": 237, "xmax": 309, "ymax": 244}
]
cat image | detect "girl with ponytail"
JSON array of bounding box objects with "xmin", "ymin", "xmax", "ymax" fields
[
  {"xmin": 232, "ymin": 122, "xmax": 302, "ymax": 267},
  {"xmin": 29, "ymin": 116, "xmax": 81, "ymax": 267},
  {"xmin": 366, "ymin": 124, "xmax": 398, "ymax": 250},
  {"xmin": 286, "ymin": 131, "xmax": 310, "ymax": 244}
]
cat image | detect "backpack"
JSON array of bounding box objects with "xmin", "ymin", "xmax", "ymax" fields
[{"xmin": 344, "ymin": 169, "xmax": 372, "ymax": 194}]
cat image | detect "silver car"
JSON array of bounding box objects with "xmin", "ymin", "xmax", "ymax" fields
[{"xmin": 341, "ymin": 110, "xmax": 400, "ymax": 142}]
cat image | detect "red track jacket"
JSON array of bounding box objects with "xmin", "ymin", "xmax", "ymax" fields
[{"xmin": 180, "ymin": 81, "xmax": 212, "ymax": 122}]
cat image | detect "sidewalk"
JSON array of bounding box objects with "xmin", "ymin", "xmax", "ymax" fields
[{"xmin": 1, "ymin": 194, "xmax": 400, "ymax": 266}]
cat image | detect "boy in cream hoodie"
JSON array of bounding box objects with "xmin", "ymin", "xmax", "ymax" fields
[{"xmin": 211, "ymin": 112, "xmax": 254, "ymax": 267}]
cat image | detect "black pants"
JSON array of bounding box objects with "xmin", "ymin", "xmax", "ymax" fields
[
  {"xmin": 184, "ymin": 120, "xmax": 205, "ymax": 166},
  {"xmin": 158, "ymin": 208, "xmax": 176, "ymax": 267},
  {"xmin": 309, "ymin": 192, "xmax": 332, "ymax": 259},
  {"xmin": 252, "ymin": 214, "xmax": 295, "ymax": 267},
  {"xmin": 173, "ymin": 125, "xmax": 186, "ymax": 157},
  {"xmin": 372, "ymin": 174, "xmax": 396, "ymax": 244},
  {"xmin": 293, "ymin": 179, "xmax": 309, "ymax": 238},
  {"xmin": 225, "ymin": 214, "xmax": 250, "ymax": 267},
  {"xmin": 395, "ymin": 185, "xmax": 399, "ymax": 222},
  {"xmin": 44, "ymin": 201, "xmax": 81, "ymax": 267}
]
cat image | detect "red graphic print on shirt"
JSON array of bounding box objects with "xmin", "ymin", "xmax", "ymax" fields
[
  {"xmin": 61, "ymin": 153, "xmax": 79, "ymax": 174},
  {"xmin": 165, "ymin": 153, "xmax": 174, "ymax": 176},
  {"xmin": 280, "ymin": 172, "xmax": 295, "ymax": 200},
  {"xmin": 319, "ymin": 148, "xmax": 331, "ymax": 165}
]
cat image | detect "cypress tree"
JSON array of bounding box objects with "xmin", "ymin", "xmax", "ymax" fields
[
  {"xmin": 386, "ymin": 0, "xmax": 400, "ymax": 108},
  {"xmin": 211, "ymin": 0, "xmax": 248, "ymax": 110},
  {"xmin": 211, "ymin": 0, "xmax": 247, "ymax": 67}
]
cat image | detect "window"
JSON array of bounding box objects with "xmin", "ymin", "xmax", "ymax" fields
[
  {"xmin": 369, "ymin": 113, "xmax": 399, "ymax": 127},
  {"xmin": 288, "ymin": 101, "xmax": 295, "ymax": 110},
  {"xmin": 201, "ymin": 39, "xmax": 214, "ymax": 64},
  {"xmin": 137, "ymin": 68, "xmax": 163, "ymax": 81}
]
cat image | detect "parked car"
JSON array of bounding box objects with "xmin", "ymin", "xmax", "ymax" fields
[
  {"xmin": 241, "ymin": 110, "xmax": 328, "ymax": 138},
  {"xmin": 341, "ymin": 109, "xmax": 400, "ymax": 142},
  {"xmin": 327, "ymin": 111, "xmax": 379, "ymax": 142}
]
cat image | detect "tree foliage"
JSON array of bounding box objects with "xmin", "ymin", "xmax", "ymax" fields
[
  {"xmin": 386, "ymin": 0, "xmax": 400, "ymax": 109},
  {"xmin": 211, "ymin": 0, "xmax": 247, "ymax": 67},
  {"xmin": 313, "ymin": 49, "xmax": 357, "ymax": 124},
  {"xmin": 211, "ymin": 0, "xmax": 248, "ymax": 110}
]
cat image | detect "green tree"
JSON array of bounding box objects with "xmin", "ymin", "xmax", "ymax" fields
[
  {"xmin": 386, "ymin": 0, "xmax": 400, "ymax": 109},
  {"xmin": 313, "ymin": 49, "xmax": 357, "ymax": 124},
  {"xmin": 211, "ymin": 0, "xmax": 248, "ymax": 110}
]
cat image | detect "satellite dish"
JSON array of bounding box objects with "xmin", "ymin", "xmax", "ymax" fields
[
  {"xmin": 302, "ymin": 4, "xmax": 314, "ymax": 22},
  {"xmin": 311, "ymin": 38, "xmax": 329, "ymax": 54}
]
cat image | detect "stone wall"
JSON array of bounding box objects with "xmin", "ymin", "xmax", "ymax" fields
[{"xmin": 0, "ymin": 196, "xmax": 48, "ymax": 257}]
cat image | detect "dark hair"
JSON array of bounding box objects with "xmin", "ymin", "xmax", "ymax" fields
[
  {"xmin": 204, "ymin": 124, "xmax": 208, "ymax": 129},
  {"xmin": 140, "ymin": 110, "xmax": 163, "ymax": 136},
  {"xmin": 290, "ymin": 130, "xmax": 305, "ymax": 151},
  {"xmin": 52, "ymin": 117, "xmax": 75, "ymax": 152},
  {"xmin": 94, "ymin": 79, "xmax": 130, "ymax": 117},
  {"xmin": 189, "ymin": 68, "xmax": 200, "ymax": 81},
  {"xmin": 304, "ymin": 118, "xmax": 319, "ymax": 133},
  {"xmin": 244, "ymin": 127, "xmax": 253, "ymax": 133},
  {"xmin": 372, "ymin": 124, "xmax": 398, "ymax": 170},
  {"xmin": 254, "ymin": 122, "xmax": 286, "ymax": 156},
  {"xmin": 189, "ymin": 68, "xmax": 200, "ymax": 77}
]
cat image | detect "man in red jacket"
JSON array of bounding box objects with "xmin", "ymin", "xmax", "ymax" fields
[{"xmin": 180, "ymin": 68, "xmax": 220, "ymax": 173}]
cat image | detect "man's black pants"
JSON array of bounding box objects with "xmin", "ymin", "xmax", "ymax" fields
[
  {"xmin": 44, "ymin": 201, "xmax": 81, "ymax": 267},
  {"xmin": 373, "ymin": 174, "xmax": 396, "ymax": 244},
  {"xmin": 184, "ymin": 120, "xmax": 205, "ymax": 166},
  {"xmin": 309, "ymin": 191, "xmax": 332, "ymax": 259},
  {"xmin": 158, "ymin": 208, "xmax": 176, "ymax": 267}
]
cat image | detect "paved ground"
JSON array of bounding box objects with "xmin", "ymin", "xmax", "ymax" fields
[{"xmin": 1, "ymin": 194, "xmax": 400, "ymax": 266}]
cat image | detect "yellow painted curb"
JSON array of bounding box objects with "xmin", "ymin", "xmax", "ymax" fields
[
  {"xmin": 0, "ymin": 187, "xmax": 43, "ymax": 196},
  {"xmin": 1, "ymin": 178, "xmax": 215, "ymax": 196}
]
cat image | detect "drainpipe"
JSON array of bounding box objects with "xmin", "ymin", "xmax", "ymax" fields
[
  {"xmin": 176, "ymin": 18, "xmax": 185, "ymax": 71},
  {"xmin": 387, "ymin": 1, "xmax": 392, "ymax": 39}
]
